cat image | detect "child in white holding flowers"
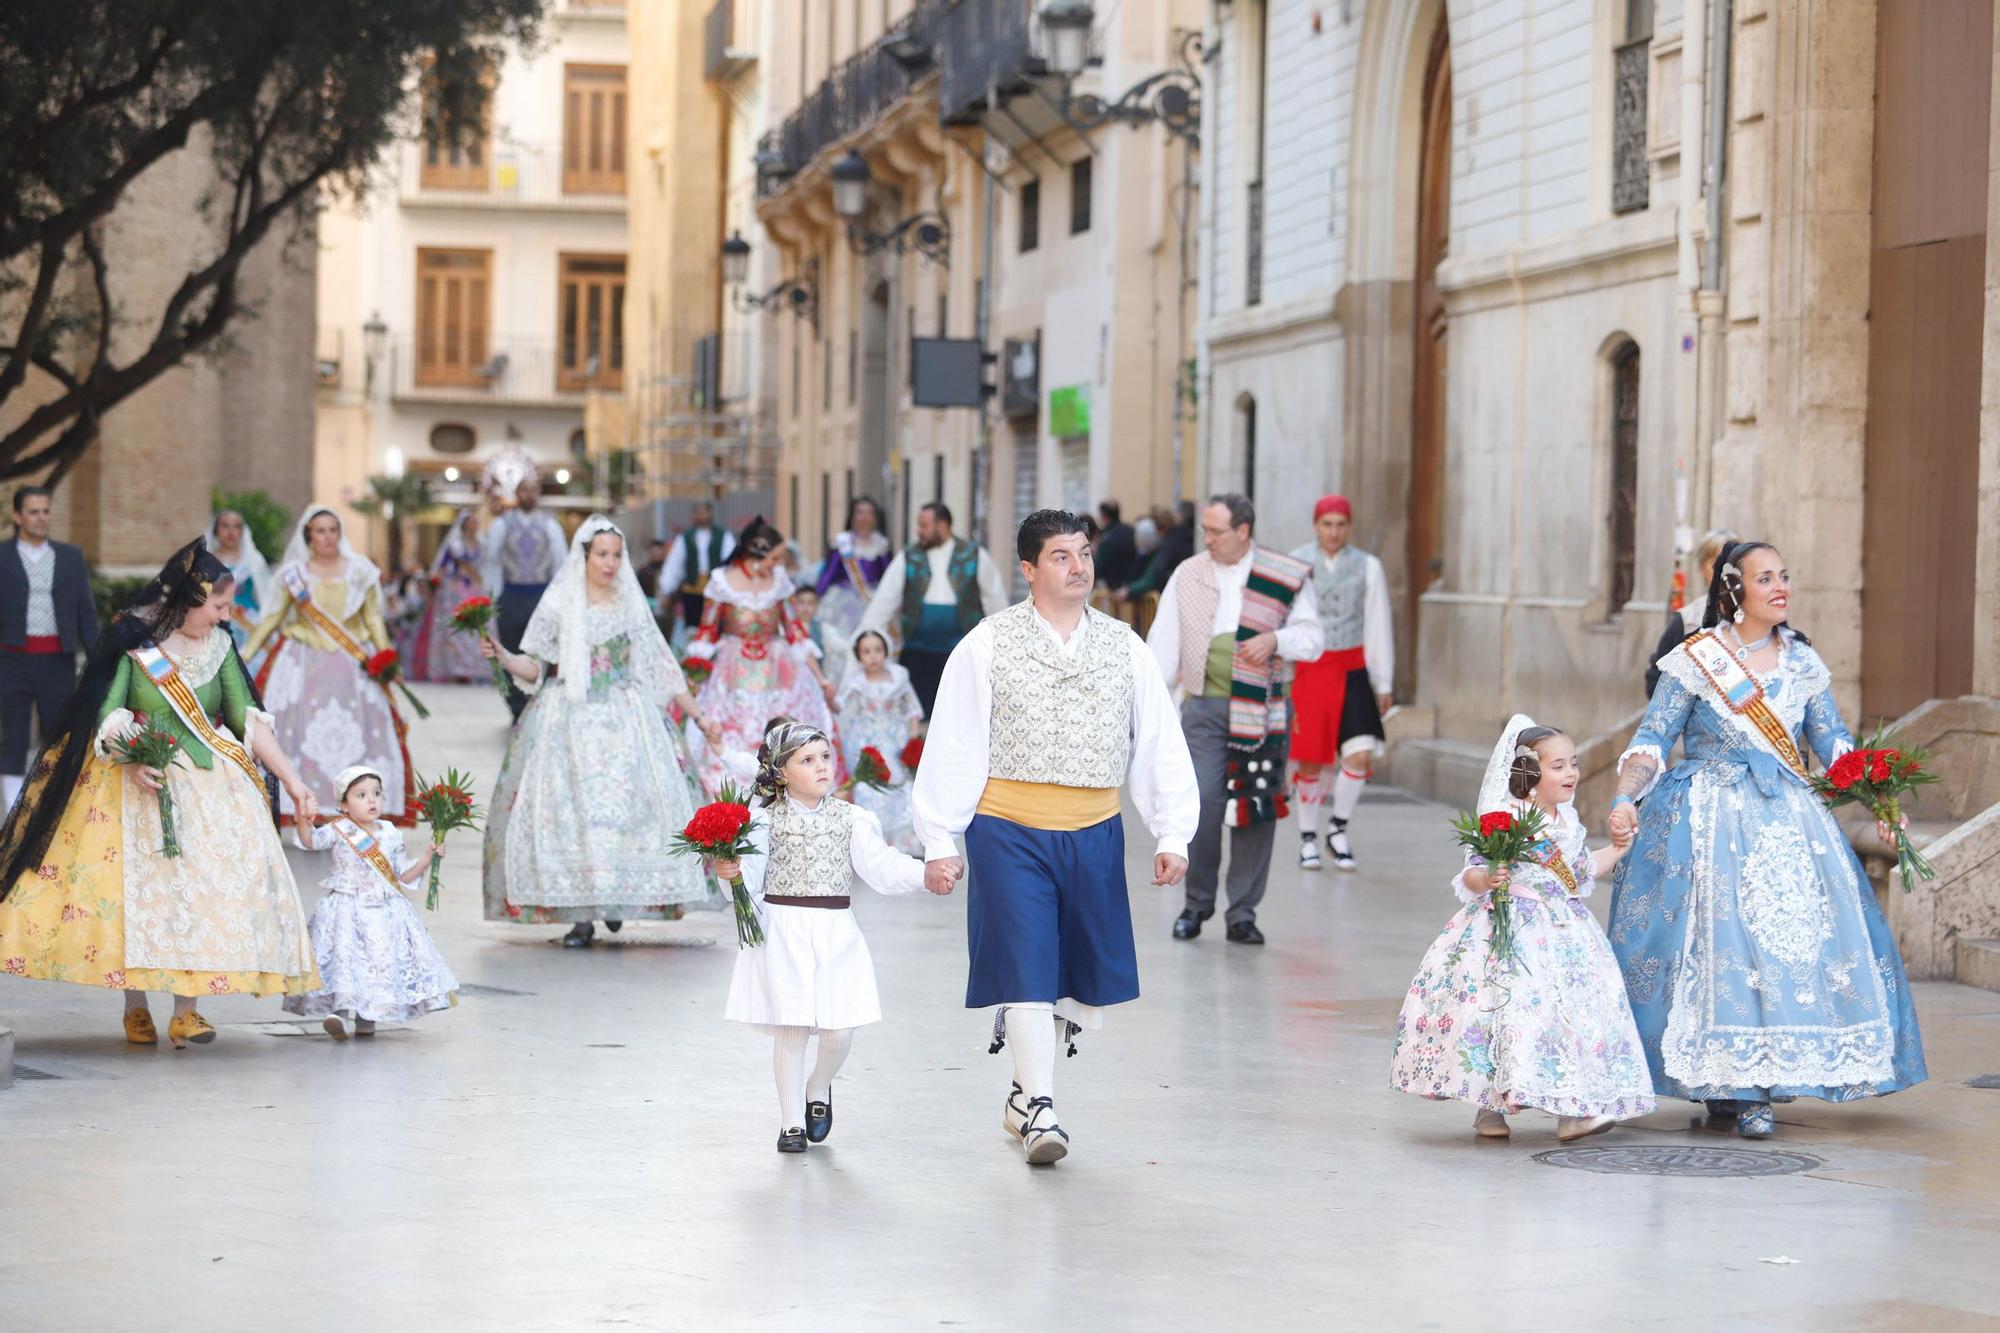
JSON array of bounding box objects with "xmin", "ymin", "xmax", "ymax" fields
[
  {"xmin": 712, "ymin": 719, "xmax": 957, "ymax": 1153},
  {"xmin": 283, "ymin": 764, "xmax": 458, "ymax": 1039},
  {"xmin": 1388, "ymin": 716, "xmax": 1653, "ymax": 1140}
]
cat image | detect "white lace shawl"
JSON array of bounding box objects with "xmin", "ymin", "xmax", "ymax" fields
[
  {"xmin": 276, "ymin": 505, "xmax": 380, "ymax": 619},
  {"xmin": 837, "ymin": 658, "xmax": 915, "ymax": 704},
  {"xmin": 701, "ymin": 564, "xmax": 797, "ymax": 610},
  {"xmin": 520, "ymin": 515, "xmax": 687, "ymax": 703},
  {"xmin": 1475, "ymin": 713, "xmax": 1541, "ymax": 817}
]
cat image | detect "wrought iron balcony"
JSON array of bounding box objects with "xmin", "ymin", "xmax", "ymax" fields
[
  {"xmin": 934, "ymin": 0, "xmax": 1105, "ymax": 127},
  {"xmin": 762, "ymin": 0, "xmax": 949, "ymax": 194},
  {"xmin": 705, "ymin": 0, "xmax": 754, "ymax": 82}
]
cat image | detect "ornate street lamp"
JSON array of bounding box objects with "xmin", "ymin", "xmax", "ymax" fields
[
  {"xmin": 361, "ymin": 312, "xmax": 389, "ymax": 394},
  {"xmin": 826, "ymin": 151, "xmax": 953, "ymax": 267},
  {"xmin": 720, "ymin": 234, "xmax": 820, "ymax": 332},
  {"xmin": 830, "ymin": 150, "xmax": 872, "ymax": 222},
  {"xmin": 721, "ymin": 230, "xmax": 751, "ymax": 287},
  {"xmin": 1036, "ymin": 2, "xmax": 1203, "ymax": 146},
  {"xmin": 1040, "ymin": 0, "xmax": 1095, "ymax": 78}
]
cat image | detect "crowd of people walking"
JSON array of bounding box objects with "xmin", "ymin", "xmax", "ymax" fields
[{"xmin": 0, "ymin": 469, "xmax": 1933, "ymax": 1164}]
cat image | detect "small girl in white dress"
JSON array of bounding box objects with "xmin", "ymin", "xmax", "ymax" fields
[
  {"xmin": 835, "ymin": 630, "xmax": 926, "ymax": 853},
  {"xmin": 283, "ymin": 765, "xmax": 459, "ymax": 1039},
  {"xmin": 712, "ymin": 719, "xmax": 955, "ymax": 1153}
]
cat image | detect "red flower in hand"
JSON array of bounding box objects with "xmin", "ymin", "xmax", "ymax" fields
[
  {"xmin": 1827, "ymin": 750, "xmax": 1866, "ymax": 791},
  {"xmin": 683, "ymin": 801, "xmax": 752, "ymax": 850},
  {"xmin": 900, "ymin": 737, "xmax": 924, "ymax": 772},
  {"xmin": 1867, "ymin": 751, "xmax": 1892, "ymax": 784},
  {"xmin": 1477, "ymin": 811, "xmax": 1516, "ymax": 838}
]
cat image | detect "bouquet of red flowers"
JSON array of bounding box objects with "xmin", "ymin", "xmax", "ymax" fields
[
  {"xmin": 109, "ymin": 714, "xmax": 184, "ymax": 858},
  {"xmin": 413, "ymin": 768, "xmax": 482, "ymax": 910},
  {"xmin": 852, "ymin": 745, "xmax": 896, "ymax": 793},
  {"xmin": 450, "ymin": 595, "xmax": 510, "ymax": 695},
  {"xmin": 900, "ymin": 736, "xmax": 924, "ymax": 774},
  {"xmin": 364, "ymin": 648, "xmax": 432, "ymax": 720},
  {"xmin": 668, "ymin": 783, "xmax": 764, "ymax": 947},
  {"xmin": 680, "ymin": 656, "xmax": 712, "ymax": 690},
  {"xmin": 1810, "ymin": 726, "xmax": 1942, "ymax": 889},
  {"xmin": 1448, "ymin": 805, "xmax": 1549, "ymax": 972}
]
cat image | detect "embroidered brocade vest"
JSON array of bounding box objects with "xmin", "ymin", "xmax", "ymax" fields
[
  {"xmin": 764, "ymin": 798, "xmax": 856, "ymax": 898},
  {"xmin": 985, "ymin": 601, "xmax": 1134, "ymax": 789},
  {"xmin": 1307, "ymin": 545, "xmax": 1371, "ymax": 652},
  {"xmin": 900, "ymin": 540, "xmax": 983, "ymax": 640}
]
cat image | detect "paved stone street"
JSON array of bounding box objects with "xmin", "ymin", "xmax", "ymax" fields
[{"xmin": 2, "ymin": 682, "xmax": 1999, "ymax": 1331}]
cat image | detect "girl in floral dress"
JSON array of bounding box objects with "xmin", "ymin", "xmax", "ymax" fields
[
  {"xmin": 1389, "ymin": 715, "xmax": 1655, "ymax": 1141},
  {"xmin": 482, "ymin": 516, "xmax": 726, "ymax": 947},
  {"xmin": 686, "ymin": 519, "xmax": 840, "ymax": 793},
  {"xmin": 0, "ymin": 541, "xmax": 321, "ymax": 1049},
  {"xmin": 835, "ymin": 630, "xmax": 924, "ymax": 853},
  {"xmin": 284, "ymin": 765, "xmax": 457, "ymax": 1038},
  {"xmin": 416, "ymin": 510, "xmax": 489, "ymax": 683}
]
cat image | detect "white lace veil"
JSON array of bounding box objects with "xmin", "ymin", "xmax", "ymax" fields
[
  {"xmin": 277, "ymin": 505, "xmax": 379, "ymax": 618},
  {"xmin": 1476, "ymin": 713, "xmax": 1541, "ymax": 817},
  {"xmin": 521, "ymin": 515, "xmax": 686, "ymax": 702},
  {"xmin": 203, "ymin": 511, "xmax": 271, "ymax": 597}
]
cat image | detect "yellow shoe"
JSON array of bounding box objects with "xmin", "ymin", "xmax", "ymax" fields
[
  {"xmin": 123, "ymin": 1008, "xmax": 158, "ymax": 1045},
  {"xmin": 167, "ymin": 1010, "xmax": 217, "ymax": 1049}
]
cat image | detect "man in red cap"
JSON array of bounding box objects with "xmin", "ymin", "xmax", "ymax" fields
[{"xmin": 1288, "ymin": 495, "xmax": 1393, "ymax": 871}]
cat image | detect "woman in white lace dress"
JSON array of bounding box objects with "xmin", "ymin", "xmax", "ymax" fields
[
  {"xmin": 686, "ymin": 519, "xmax": 840, "ymax": 792},
  {"xmin": 481, "ymin": 516, "xmax": 726, "ymax": 947}
]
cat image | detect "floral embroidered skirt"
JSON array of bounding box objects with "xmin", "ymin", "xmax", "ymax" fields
[
  {"xmin": 259, "ymin": 639, "xmax": 413, "ymax": 822},
  {"xmin": 283, "ymin": 888, "xmax": 457, "ymax": 1022},
  {"xmin": 0, "ymin": 759, "xmax": 318, "ymax": 997},
  {"xmin": 1389, "ymin": 893, "xmax": 1656, "ymax": 1120}
]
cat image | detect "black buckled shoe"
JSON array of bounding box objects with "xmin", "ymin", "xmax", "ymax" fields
[
  {"xmin": 561, "ymin": 923, "xmax": 595, "ymax": 948},
  {"xmin": 1226, "ymin": 920, "xmax": 1266, "ymax": 946},
  {"xmin": 1172, "ymin": 909, "xmax": 1211, "ymax": 941},
  {"xmin": 776, "ymin": 1126, "xmax": 809, "ymax": 1153},
  {"xmin": 603, "ymin": 919, "xmax": 623, "ymax": 934},
  {"xmin": 805, "ymin": 1092, "xmax": 833, "ymax": 1143}
]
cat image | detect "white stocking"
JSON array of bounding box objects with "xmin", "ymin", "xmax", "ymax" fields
[
  {"xmin": 772, "ymin": 1026, "xmax": 811, "ymax": 1129},
  {"xmin": 1330, "ymin": 765, "xmax": 1368, "ymax": 822},
  {"xmin": 806, "ymin": 1028, "xmax": 853, "ymax": 1102},
  {"xmin": 1004, "ymin": 1002, "xmax": 1058, "ymax": 1102},
  {"xmin": 1294, "ymin": 769, "xmax": 1324, "ymax": 834},
  {"xmin": 122, "ymin": 989, "xmax": 148, "ymax": 1013}
]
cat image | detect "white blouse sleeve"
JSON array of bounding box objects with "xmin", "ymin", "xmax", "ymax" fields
[
  {"xmin": 292, "ymin": 822, "xmax": 338, "ymax": 853},
  {"xmin": 909, "ymin": 624, "xmax": 995, "ymax": 862},
  {"xmin": 1363, "ymin": 555, "xmax": 1395, "ymax": 695},
  {"xmin": 849, "ymin": 805, "xmax": 927, "ymax": 895},
  {"xmin": 1274, "ymin": 581, "xmax": 1324, "ymax": 663},
  {"xmin": 1125, "ymin": 632, "xmax": 1200, "ymax": 858},
  {"xmin": 975, "ymin": 549, "xmax": 1009, "ymax": 617},
  {"xmin": 736, "ymin": 807, "xmax": 774, "ymax": 900},
  {"xmin": 1144, "ymin": 566, "xmax": 1185, "ymax": 693}
]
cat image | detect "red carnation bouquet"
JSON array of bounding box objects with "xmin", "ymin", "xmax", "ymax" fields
[
  {"xmin": 900, "ymin": 736, "xmax": 924, "ymax": 774},
  {"xmin": 680, "ymin": 656, "xmax": 713, "ymax": 690},
  {"xmin": 1448, "ymin": 804, "xmax": 1549, "ymax": 972},
  {"xmin": 668, "ymin": 782, "xmax": 764, "ymax": 947},
  {"xmin": 364, "ymin": 647, "xmax": 432, "ymax": 720},
  {"xmin": 109, "ymin": 713, "xmax": 184, "ymax": 858},
  {"xmin": 450, "ymin": 595, "xmax": 510, "ymax": 695},
  {"xmin": 413, "ymin": 768, "xmax": 482, "ymax": 910},
  {"xmin": 1809, "ymin": 725, "xmax": 1942, "ymax": 889},
  {"xmin": 852, "ymin": 745, "xmax": 896, "ymax": 793}
]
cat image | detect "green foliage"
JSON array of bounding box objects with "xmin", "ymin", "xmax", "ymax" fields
[
  {"xmin": 90, "ymin": 572, "xmax": 151, "ymax": 628},
  {"xmin": 210, "ymin": 487, "xmax": 292, "ymax": 564},
  {"xmin": 350, "ymin": 473, "xmax": 437, "ymax": 520}
]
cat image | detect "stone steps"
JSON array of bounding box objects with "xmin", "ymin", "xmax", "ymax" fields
[{"xmin": 1956, "ymin": 939, "xmax": 2000, "ymax": 993}]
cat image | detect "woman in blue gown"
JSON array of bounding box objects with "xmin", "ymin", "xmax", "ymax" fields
[{"xmin": 1607, "ymin": 541, "xmax": 1925, "ymax": 1138}]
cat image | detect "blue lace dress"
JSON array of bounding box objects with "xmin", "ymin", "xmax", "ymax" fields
[{"xmin": 1607, "ymin": 631, "xmax": 1926, "ymax": 1103}]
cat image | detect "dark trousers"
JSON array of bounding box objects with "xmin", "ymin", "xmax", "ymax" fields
[
  {"xmin": 677, "ymin": 591, "xmax": 706, "ymax": 638},
  {"xmin": 1182, "ymin": 696, "xmax": 1282, "ymax": 926},
  {"xmin": 0, "ymin": 651, "xmax": 76, "ymax": 775},
  {"xmin": 497, "ymin": 583, "xmax": 546, "ymax": 721},
  {"xmin": 902, "ymin": 648, "xmax": 952, "ymax": 718}
]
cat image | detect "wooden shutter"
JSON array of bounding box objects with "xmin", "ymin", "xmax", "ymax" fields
[
  {"xmin": 563, "ymin": 64, "xmax": 627, "ymax": 196},
  {"xmin": 419, "ymin": 62, "xmax": 492, "ymax": 191},
  {"xmin": 415, "ymin": 248, "xmax": 493, "ymax": 387},
  {"xmin": 558, "ymin": 253, "xmax": 626, "ymax": 391}
]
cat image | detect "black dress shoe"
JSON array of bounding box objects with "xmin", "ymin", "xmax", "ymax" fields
[
  {"xmin": 776, "ymin": 1127, "xmax": 808, "ymax": 1153},
  {"xmin": 561, "ymin": 923, "xmax": 595, "ymax": 948},
  {"xmin": 603, "ymin": 919, "xmax": 623, "ymax": 934},
  {"xmin": 1226, "ymin": 921, "xmax": 1265, "ymax": 946},
  {"xmin": 805, "ymin": 1092, "xmax": 833, "ymax": 1143},
  {"xmin": 1172, "ymin": 909, "xmax": 1211, "ymax": 941}
]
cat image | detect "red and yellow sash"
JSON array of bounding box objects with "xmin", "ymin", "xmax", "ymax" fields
[
  {"xmin": 130, "ymin": 644, "xmax": 263, "ymax": 787},
  {"xmin": 279, "ymin": 567, "xmax": 407, "ymax": 740},
  {"xmin": 1530, "ymin": 840, "xmax": 1579, "ymax": 896},
  {"xmin": 1678, "ymin": 632, "xmax": 1807, "ymax": 777},
  {"xmin": 329, "ymin": 816, "xmax": 403, "ymax": 891}
]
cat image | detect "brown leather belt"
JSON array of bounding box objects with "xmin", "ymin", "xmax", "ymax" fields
[{"xmin": 762, "ymin": 894, "xmax": 850, "ymax": 909}]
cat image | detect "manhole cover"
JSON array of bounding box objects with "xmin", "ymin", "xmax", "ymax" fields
[
  {"xmin": 1966, "ymin": 1074, "xmax": 2000, "ymax": 1089},
  {"xmin": 1533, "ymin": 1145, "xmax": 1823, "ymax": 1177}
]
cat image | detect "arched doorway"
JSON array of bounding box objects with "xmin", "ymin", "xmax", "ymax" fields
[{"xmin": 1407, "ymin": 21, "xmax": 1451, "ymax": 680}]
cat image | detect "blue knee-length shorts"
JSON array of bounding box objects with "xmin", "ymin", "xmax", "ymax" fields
[{"xmin": 963, "ymin": 812, "xmax": 1138, "ymax": 1009}]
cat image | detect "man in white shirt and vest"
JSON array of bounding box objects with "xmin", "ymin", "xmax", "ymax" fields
[
  {"xmin": 913, "ymin": 509, "xmax": 1198, "ymax": 1166},
  {"xmin": 1288, "ymin": 494, "xmax": 1395, "ymax": 872},
  {"xmin": 481, "ymin": 470, "xmax": 568, "ymax": 721},
  {"xmin": 0, "ymin": 486, "xmax": 99, "ymax": 809},
  {"xmin": 1147, "ymin": 494, "xmax": 1323, "ymax": 946},
  {"xmin": 858, "ymin": 502, "xmax": 1007, "ymax": 717},
  {"xmin": 659, "ymin": 502, "xmax": 736, "ymax": 644}
]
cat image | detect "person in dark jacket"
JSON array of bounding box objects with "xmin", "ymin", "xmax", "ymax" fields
[
  {"xmin": 1643, "ymin": 529, "xmax": 1737, "ymax": 697},
  {"xmin": 1093, "ymin": 500, "xmax": 1140, "ymax": 592},
  {"xmin": 0, "ymin": 486, "xmax": 99, "ymax": 808},
  {"xmin": 1119, "ymin": 503, "xmax": 1196, "ymax": 602}
]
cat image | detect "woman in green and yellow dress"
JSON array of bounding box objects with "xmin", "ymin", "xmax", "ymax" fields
[{"xmin": 0, "ymin": 541, "xmax": 322, "ymax": 1048}]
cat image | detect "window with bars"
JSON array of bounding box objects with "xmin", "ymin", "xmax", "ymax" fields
[
  {"xmin": 1608, "ymin": 342, "xmax": 1641, "ymax": 613},
  {"xmin": 557, "ymin": 253, "xmax": 625, "ymax": 391},
  {"xmin": 414, "ymin": 248, "xmax": 492, "ymax": 387},
  {"xmin": 563, "ymin": 64, "xmax": 627, "ymax": 196},
  {"xmin": 1612, "ymin": 0, "xmax": 1652, "ymax": 215},
  {"xmin": 1020, "ymin": 179, "xmax": 1040, "ymax": 253},
  {"xmin": 1070, "ymin": 158, "xmax": 1092, "ymax": 234}
]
